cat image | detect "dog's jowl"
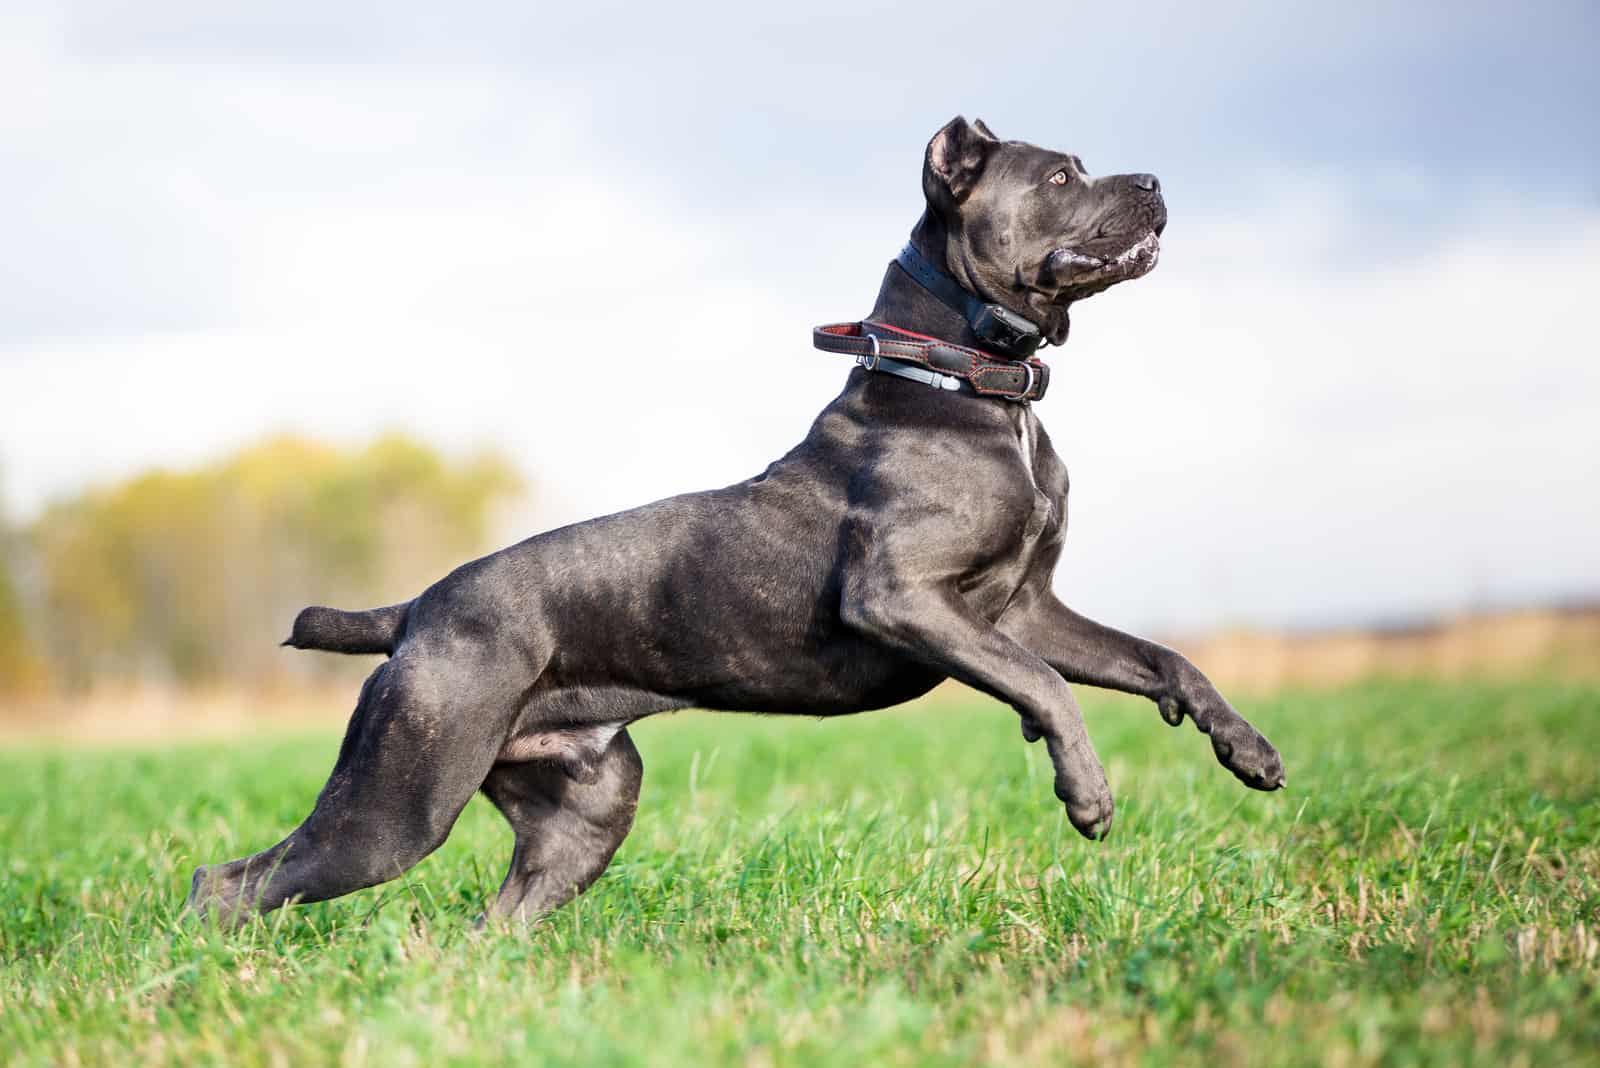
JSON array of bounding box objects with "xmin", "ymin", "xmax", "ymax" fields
[{"xmin": 187, "ymin": 117, "xmax": 1285, "ymax": 927}]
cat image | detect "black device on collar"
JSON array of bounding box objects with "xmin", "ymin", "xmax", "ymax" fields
[{"xmin": 894, "ymin": 243, "xmax": 1045, "ymax": 358}]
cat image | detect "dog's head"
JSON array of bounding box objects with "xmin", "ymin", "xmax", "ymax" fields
[{"xmin": 921, "ymin": 116, "xmax": 1166, "ymax": 345}]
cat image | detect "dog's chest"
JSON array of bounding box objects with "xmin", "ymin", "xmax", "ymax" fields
[{"xmin": 1015, "ymin": 412, "xmax": 1055, "ymax": 543}]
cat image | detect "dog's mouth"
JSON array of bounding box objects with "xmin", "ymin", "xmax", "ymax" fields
[{"xmin": 1043, "ymin": 229, "xmax": 1161, "ymax": 300}]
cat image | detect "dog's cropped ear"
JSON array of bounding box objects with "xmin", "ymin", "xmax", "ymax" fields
[
  {"xmin": 971, "ymin": 118, "xmax": 999, "ymax": 140},
  {"xmin": 923, "ymin": 116, "xmax": 998, "ymax": 208}
]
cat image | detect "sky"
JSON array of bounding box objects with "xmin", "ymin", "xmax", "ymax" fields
[{"xmin": 2, "ymin": 1, "xmax": 1597, "ymax": 633}]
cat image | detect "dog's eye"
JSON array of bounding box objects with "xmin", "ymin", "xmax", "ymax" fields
[{"xmin": 1048, "ymin": 170, "xmax": 1069, "ymax": 186}]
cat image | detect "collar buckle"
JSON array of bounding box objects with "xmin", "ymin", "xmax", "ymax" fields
[{"xmin": 1007, "ymin": 361, "xmax": 1036, "ymax": 403}]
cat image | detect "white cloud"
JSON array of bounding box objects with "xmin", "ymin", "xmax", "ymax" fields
[{"xmin": 1051, "ymin": 198, "xmax": 1600, "ymax": 629}]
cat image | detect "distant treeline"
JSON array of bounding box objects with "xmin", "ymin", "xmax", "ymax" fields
[{"xmin": 0, "ymin": 434, "xmax": 523, "ymax": 695}]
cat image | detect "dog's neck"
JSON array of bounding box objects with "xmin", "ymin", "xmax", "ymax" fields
[{"xmin": 866, "ymin": 214, "xmax": 996, "ymax": 351}]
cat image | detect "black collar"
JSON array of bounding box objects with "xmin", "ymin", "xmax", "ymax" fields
[{"xmin": 894, "ymin": 244, "xmax": 1045, "ymax": 358}]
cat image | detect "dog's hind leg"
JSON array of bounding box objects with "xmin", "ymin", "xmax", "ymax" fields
[
  {"xmin": 186, "ymin": 656, "xmax": 508, "ymax": 927},
  {"xmin": 480, "ymin": 727, "xmax": 643, "ymax": 924}
]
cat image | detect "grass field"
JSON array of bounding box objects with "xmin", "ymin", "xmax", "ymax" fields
[{"xmin": 2, "ymin": 679, "xmax": 1597, "ymax": 1066}]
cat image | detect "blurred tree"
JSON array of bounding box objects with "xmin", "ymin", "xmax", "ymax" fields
[
  {"xmin": 0, "ymin": 502, "xmax": 52, "ymax": 697},
  {"xmin": 24, "ymin": 433, "xmax": 524, "ymax": 691}
]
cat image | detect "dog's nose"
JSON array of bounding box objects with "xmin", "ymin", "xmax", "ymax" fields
[{"xmin": 1132, "ymin": 173, "xmax": 1160, "ymax": 193}]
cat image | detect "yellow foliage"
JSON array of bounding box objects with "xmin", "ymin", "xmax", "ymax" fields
[
  {"xmin": 13, "ymin": 433, "xmax": 523, "ymax": 691},
  {"xmin": 0, "ymin": 544, "xmax": 52, "ymax": 696}
]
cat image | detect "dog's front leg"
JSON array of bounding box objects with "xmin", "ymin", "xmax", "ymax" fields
[
  {"xmin": 841, "ymin": 580, "xmax": 1115, "ymax": 839},
  {"xmin": 999, "ymin": 592, "xmax": 1285, "ymax": 791}
]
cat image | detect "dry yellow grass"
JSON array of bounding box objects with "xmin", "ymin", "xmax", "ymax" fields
[
  {"xmin": 0, "ymin": 683, "xmax": 352, "ymax": 745},
  {"xmin": 1161, "ymin": 605, "xmax": 1600, "ymax": 694}
]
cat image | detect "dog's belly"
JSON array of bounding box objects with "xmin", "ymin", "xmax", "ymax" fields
[
  {"xmin": 686, "ymin": 644, "xmax": 948, "ymax": 717},
  {"xmin": 547, "ymin": 617, "xmax": 947, "ymax": 718},
  {"xmin": 512, "ymin": 634, "xmax": 944, "ymax": 754}
]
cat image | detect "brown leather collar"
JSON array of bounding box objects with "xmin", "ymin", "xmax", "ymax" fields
[{"xmin": 813, "ymin": 320, "xmax": 1050, "ymax": 403}]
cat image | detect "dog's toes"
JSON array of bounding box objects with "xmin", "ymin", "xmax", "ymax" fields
[
  {"xmin": 183, "ymin": 865, "xmax": 228, "ymax": 926},
  {"xmin": 1056, "ymin": 782, "xmax": 1114, "ymax": 840},
  {"xmin": 1209, "ymin": 719, "xmax": 1285, "ymax": 791},
  {"xmin": 183, "ymin": 863, "xmax": 255, "ymax": 930},
  {"xmin": 1067, "ymin": 794, "xmax": 1115, "ymax": 840},
  {"xmin": 182, "ymin": 865, "xmax": 209, "ymax": 917},
  {"xmin": 1050, "ymin": 744, "xmax": 1114, "ymax": 839}
]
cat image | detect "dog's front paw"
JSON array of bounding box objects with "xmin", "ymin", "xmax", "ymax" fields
[
  {"xmin": 1049, "ymin": 739, "xmax": 1115, "ymax": 840},
  {"xmin": 1164, "ymin": 667, "xmax": 1285, "ymax": 792},
  {"xmin": 1062, "ymin": 788, "xmax": 1115, "ymax": 840},
  {"xmin": 1203, "ymin": 713, "xmax": 1285, "ymax": 791}
]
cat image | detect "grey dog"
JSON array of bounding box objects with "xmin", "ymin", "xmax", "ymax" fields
[{"xmin": 187, "ymin": 116, "xmax": 1285, "ymax": 927}]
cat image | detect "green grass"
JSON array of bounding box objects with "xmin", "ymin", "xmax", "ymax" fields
[{"xmin": 2, "ymin": 680, "xmax": 1598, "ymax": 1066}]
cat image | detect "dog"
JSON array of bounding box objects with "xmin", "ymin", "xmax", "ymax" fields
[{"xmin": 187, "ymin": 116, "xmax": 1285, "ymax": 927}]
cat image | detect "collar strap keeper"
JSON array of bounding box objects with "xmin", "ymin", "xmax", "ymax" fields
[
  {"xmin": 813, "ymin": 320, "xmax": 1049, "ymax": 403},
  {"xmin": 859, "ymin": 349, "xmax": 964, "ymax": 393},
  {"xmin": 894, "ymin": 243, "xmax": 1045, "ymax": 358}
]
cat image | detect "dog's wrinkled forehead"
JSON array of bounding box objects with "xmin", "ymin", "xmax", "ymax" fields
[
  {"xmin": 925, "ymin": 118, "xmax": 1077, "ymax": 203},
  {"xmin": 971, "ymin": 129, "xmax": 1088, "ymax": 187}
]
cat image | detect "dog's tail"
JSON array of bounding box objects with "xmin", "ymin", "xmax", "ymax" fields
[{"xmin": 283, "ymin": 602, "xmax": 410, "ymax": 656}]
